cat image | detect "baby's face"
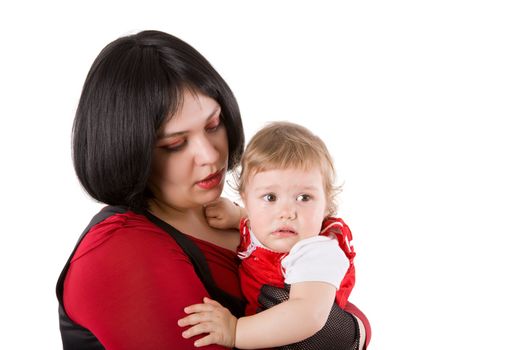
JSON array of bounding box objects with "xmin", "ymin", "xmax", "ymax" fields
[{"xmin": 242, "ymin": 168, "xmax": 328, "ymax": 253}]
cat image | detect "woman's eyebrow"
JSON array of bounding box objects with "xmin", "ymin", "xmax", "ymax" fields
[{"xmin": 158, "ymin": 106, "xmax": 221, "ymax": 139}]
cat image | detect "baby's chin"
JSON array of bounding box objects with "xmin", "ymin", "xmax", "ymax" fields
[{"xmin": 264, "ymin": 239, "xmax": 297, "ymax": 253}]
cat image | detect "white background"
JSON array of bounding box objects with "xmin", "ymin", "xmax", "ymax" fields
[{"xmin": 1, "ymin": 1, "xmax": 524, "ymax": 349}]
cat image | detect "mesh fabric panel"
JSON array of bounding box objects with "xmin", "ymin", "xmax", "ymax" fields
[{"xmin": 257, "ymin": 284, "xmax": 360, "ymax": 350}]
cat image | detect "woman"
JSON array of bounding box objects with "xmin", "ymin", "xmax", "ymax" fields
[
  {"xmin": 57, "ymin": 30, "xmax": 245, "ymax": 349},
  {"xmin": 56, "ymin": 30, "xmax": 371, "ymax": 349}
]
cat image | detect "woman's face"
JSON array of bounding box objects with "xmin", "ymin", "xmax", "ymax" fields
[{"xmin": 149, "ymin": 90, "xmax": 229, "ymax": 210}]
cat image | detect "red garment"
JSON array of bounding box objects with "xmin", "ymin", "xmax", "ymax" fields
[
  {"xmin": 344, "ymin": 302, "xmax": 372, "ymax": 350},
  {"xmin": 238, "ymin": 217, "xmax": 371, "ymax": 349},
  {"xmin": 237, "ymin": 217, "xmax": 356, "ymax": 316},
  {"xmin": 63, "ymin": 211, "xmax": 242, "ymax": 350}
]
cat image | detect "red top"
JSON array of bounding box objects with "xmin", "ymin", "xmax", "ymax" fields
[
  {"xmin": 63, "ymin": 211, "xmax": 242, "ymax": 350},
  {"xmin": 238, "ymin": 217, "xmax": 356, "ymax": 316},
  {"xmin": 237, "ymin": 217, "xmax": 371, "ymax": 349}
]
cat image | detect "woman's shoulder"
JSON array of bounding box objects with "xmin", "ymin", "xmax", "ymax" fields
[{"xmin": 70, "ymin": 210, "xmax": 182, "ymax": 263}]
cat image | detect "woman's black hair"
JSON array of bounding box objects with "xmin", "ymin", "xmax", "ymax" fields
[{"xmin": 72, "ymin": 30, "xmax": 244, "ymax": 210}]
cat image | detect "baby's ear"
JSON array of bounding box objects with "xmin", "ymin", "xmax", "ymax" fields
[
  {"xmin": 324, "ymin": 204, "xmax": 332, "ymax": 218},
  {"xmin": 323, "ymin": 203, "xmax": 329, "ymax": 216}
]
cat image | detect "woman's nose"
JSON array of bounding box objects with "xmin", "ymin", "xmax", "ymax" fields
[{"xmin": 194, "ymin": 135, "xmax": 220, "ymax": 165}]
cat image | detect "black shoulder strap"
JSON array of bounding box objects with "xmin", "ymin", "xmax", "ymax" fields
[
  {"xmin": 56, "ymin": 206, "xmax": 127, "ymax": 350},
  {"xmin": 57, "ymin": 206, "xmax": 245, "ymax": 350},
  {"xmin": 143, "ymin": 211, "xmax": 245, "ymax": 317},
  {"xmin": 56, "ymin": 206, "xmax": 127, "ymax": 302}
]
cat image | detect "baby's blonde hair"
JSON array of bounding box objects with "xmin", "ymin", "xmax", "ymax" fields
[{"xmin": 237, "ymin": 121, "xmax": 341, "ymax": 216}]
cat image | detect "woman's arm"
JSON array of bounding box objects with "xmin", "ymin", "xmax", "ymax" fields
[
  {"xmin": 64, "ymin": 222, "xmax": 232, "ymax": 350},
  {"xmin": 179, "ymin": 281, "xmax": 336, "ymax": 349}
]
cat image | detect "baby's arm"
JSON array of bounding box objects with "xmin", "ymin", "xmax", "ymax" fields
[
  {"xmin": 179, "ymin": 282, "xmax": 336, "ymax": 349},
  {"xmin": 204, "ymin": 197, "xmax": 247, "ymax": 229},
  {"xmin": 236, "ymin": 281, "xmax": 336, "ymax": 348}
]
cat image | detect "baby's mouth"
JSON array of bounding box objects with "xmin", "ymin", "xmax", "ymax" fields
[{"xmin": 272, "ymin": 227, "xmax": 297, "ymax": 236}]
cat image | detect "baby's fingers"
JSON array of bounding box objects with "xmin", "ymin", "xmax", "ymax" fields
[
  {"xmin": 191, "ymin": 328, "xmax": 234, "ymax": 348},
  {"xmin": 193, "ymin": 333, "xmax": 217, "ymax": 348},
  {"xmin": 178, "ymin": 310, "xmax": 213, "ymax": 327},
  {"xmin": 203, "ymin": 198, "xmax": 223, "ymax": 211},
  {"xmin": 206, "ymin": 216, "xmax": 223, "ymax": 227},
  {"xmin": 183, "ymin": 302, "xmax": 215, "ymax": 315},
  {"xmin": 181, "ymin": 322, "xmax": 213, "ymax": 339},
  {"xmin": 203, "ymin": 297, "xmax": 222, "ymax": 306}
]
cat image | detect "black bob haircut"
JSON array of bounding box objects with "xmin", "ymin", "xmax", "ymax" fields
[{"xmin": 73, "ymin": 30, "xmax": 244, "ymax": 211}]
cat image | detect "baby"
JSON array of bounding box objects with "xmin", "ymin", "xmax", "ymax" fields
[{"xmin": 178, "ymin": 121, "xmax": 365, "ymax": 349}]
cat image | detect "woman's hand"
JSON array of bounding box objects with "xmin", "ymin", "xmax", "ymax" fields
[
  {"xmin": 178, "ymin": 297, "xmax": 238, "ymax": 348},
  {"xmin": 204, "ymin": 197, "xmax": 245, "ymax": 230}
]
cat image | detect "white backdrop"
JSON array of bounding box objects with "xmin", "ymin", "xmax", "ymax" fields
[{"xmin": 1, "ymin": 1, "xmax": 524, "ymax": 349}]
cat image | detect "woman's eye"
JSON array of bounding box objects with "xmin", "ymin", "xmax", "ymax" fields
[
  {"xmin": 263, "ymin": 194, "xmax": 277, "ymax": 202},
  {"xmin": 297, "ymin": 194, "xmax": 311, "ymax": 202},
  {"xmin": 205, "ymin": 118, "xmax": 222, "ymax": 132},
  {"xmin": 163, "ymin": 140, "xmax": 186, "ymax": 152}
]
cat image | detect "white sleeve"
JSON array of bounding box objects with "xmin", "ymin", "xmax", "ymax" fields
[{"xmin": 281, "ymin": 236, "xmax": 349, "ymax": 289}]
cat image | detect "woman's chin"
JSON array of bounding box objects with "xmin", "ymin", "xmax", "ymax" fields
[{"xmin": 197, "ymin": 184, "xmax": 224, "ymax": 204}]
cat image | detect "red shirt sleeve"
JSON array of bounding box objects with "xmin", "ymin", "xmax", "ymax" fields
[{"xmin": 63, "ymin": 212, "xmax": 237, "ymax": 350}]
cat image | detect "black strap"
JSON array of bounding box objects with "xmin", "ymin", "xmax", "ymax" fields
[
  {"xmin": 57, "ymin": 206, "xmax": 127, "ymax": 350},
  {"xmin": 143, "ymin": 211, "xmax": 245, "ymax": 317},
  {"xmin": 56, "ymin": 206, "xmax": 127, "ymax": 303},
  {"xmin": 57, "ymin": 206, "xmax": 245, "ymax": 350}
]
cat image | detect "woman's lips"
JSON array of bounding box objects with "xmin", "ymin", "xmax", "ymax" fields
[{"xmin": 196, "ymin": 169, "xmax": 225, "ymax": 190}]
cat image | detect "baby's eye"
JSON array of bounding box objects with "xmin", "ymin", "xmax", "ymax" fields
[
  {"xmin": 262, "ymin": 193, "xmax": 277, "ymax": 202},
  {"xmin": 296, "ymin": 194, "xmax": 311, "ymax": 202}
]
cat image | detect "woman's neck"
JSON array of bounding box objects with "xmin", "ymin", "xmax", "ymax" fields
[
  {"xmin": 147, "ymin": 198, "xmax": 240, "ymax": 251},
  {"xmin": 147, "ymin": 199, "xmax": 207, "ymax": 229}
]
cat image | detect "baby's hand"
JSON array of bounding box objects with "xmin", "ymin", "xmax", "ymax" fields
[
  {"xmin": 204, "ymin": 197, "xmax": 244, "ymax": 230},
  {"xmin": 178, "ymin": 297, "xmax": 238, "ymax": 348}
]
